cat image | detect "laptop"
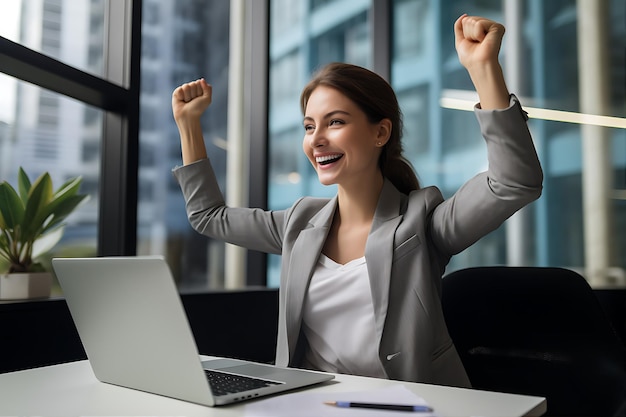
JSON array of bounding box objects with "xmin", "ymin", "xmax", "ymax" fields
[{"xmin": 51, "ymin": 255, "xmax": 334, "ymax": 407}]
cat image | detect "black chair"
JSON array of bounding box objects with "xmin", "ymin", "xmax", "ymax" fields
[{"xmin": 442, "ymin": 266, "xmax": 626, "ymax": 417}]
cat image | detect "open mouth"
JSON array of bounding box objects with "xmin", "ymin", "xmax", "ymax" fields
[{"xmin": 316, "ymin": 154, "xmax": 343, "ymax": 165}]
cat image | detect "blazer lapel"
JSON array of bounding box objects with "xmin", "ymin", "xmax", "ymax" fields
[
  {"xmin": 283, "ymin": 182, "xmax": 404, "ymax": 359},
  {"xmin": 284, "ymin": 197, "xmax": 337, "ymax": 354},
  {"xmin": 365, "ymin": 180, "xmax": 405, "ymax": 341}
]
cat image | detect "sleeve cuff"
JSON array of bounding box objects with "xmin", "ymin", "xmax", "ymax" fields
[{"xmin": 474, "ymin": 94, "xmax": 528, "ymax": 121}]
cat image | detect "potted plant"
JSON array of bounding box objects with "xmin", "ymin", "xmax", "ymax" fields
[{"xmin": 0, "ymin": 167, "xmax": 88, "ymax": 300}]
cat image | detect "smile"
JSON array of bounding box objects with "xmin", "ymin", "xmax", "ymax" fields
[{"xmin": 316, "ymin": 154, "xmax": 343, "ymax": 165}]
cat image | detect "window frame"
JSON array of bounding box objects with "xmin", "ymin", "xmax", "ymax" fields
[{"xmin": 0, "ymin": 1, "xmax": 141, "ymax": 258}]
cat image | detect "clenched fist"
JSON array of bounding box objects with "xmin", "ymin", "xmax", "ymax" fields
[{"xmin": 172, "ymin": 78, "xmax": 213, "ymax": 124}]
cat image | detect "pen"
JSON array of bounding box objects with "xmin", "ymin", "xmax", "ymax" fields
[{"xmin": 324, "ymin": 401, "xmax": 434, "ymax": 412}]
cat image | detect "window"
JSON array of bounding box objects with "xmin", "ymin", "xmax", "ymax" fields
[
  {"xmin": 9, "ymin": 0, "xmax": 107, "ymax": 78},
  {"xmin": 1, "ymin": 0, "xmax": 144, "ymax": 294},
  {"xmin": 0, "ymin": 75, "xmax": 101, "ymax": 293},
  {"xmin": 136, "ymin": 0, "xmax": 230, "ymax": 290},
  {"xmin": 391, "ymin": 0, "xmax": 626, "ymax": 286},
  {"xmin": 264, "ymin": 0, "xmax": 625, "ymax": 288},
  {"xmin": 0, "ymin": 0, "xmax": 112, "ymax": 295},
  {"xmin": 2, "ymin": 0, "xmax": 623, "ymax": 294}
]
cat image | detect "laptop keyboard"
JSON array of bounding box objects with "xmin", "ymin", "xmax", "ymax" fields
[{"xmin": 205, "ymin": 369, "xmax": 282, "ymax": 396}]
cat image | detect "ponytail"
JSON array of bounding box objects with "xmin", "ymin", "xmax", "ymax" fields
[{"xmin": 380, "ymin": 151, "xmax": 420, "ymax": 195}]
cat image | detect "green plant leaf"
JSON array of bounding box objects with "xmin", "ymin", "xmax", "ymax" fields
[
  {"xmin": 0, "ymin": 168, "xmax": 87, "ymax": 273},
  {"xmin": 41, "ymin": 176, "xmax": 88, "ymax": 225},
  {"xmin": 32, "ymin": 225, "xmax": 65, "ymax": 259},
  {"xmin": 0, "ymin": 181, "xmax": 25, "ymax": 229},
  {"xmin": 53, "ymin": 176, "xmax": 83, "ymax": 199},
  {"xmin": 26, "ymin": 175, "xmax": 88, "ymax": 237},
  {"xmin": 22, "ymin": 173, "xmax": 54, "ymax": 242},
  {"xmin": 0, "ymin": 229, "xmax": 12, "ymax": 262},
  {"xmin": 39, "ymin": 194, "xmax": 89, "ymax": 234},
  {"xmin": 0, "ymin": 209, "xmax": 4, "ymax": 230},
  {"xmin": 17, "ymin": 167, "xmax": 32, "ymax": 204}
]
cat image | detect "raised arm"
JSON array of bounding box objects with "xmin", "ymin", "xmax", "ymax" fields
[
  {"xmin": 427, "ymin": 15, "xmax": 543, "ymax": 257},
  {"xmin": 171, "ymin": 78, "xmax": 212, "ymax": 165},
  {"xmin": 454, "ymin": 14, "xmax": 509, "ymax": 110},
  {"xmin": 171, "ymin": 79, "xmax": 289, "ymax": 255}
]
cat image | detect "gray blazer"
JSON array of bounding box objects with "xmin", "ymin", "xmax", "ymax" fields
[{"xmin": 173, "ymin": 95, "xmax": 543, "ymax": 388}]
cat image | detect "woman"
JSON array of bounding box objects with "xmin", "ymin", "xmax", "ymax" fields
[{"xmin": 171, "ymin": 15, "xmax": 543, "ymax": 387}]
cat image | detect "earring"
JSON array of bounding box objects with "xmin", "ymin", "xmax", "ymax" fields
[{"xmin": 377, "ymin": 141, "xmax": 382, "ymax": 146}]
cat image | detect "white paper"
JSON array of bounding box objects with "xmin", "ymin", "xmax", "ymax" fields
[{"xmin": 244, "ymin": 385, "xmax": 438, "ymax": 417}]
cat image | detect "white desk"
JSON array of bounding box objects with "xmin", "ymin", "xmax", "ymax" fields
[{"xmin": 0, "ymin": 359, "xmax": 546, "ymax": 416}]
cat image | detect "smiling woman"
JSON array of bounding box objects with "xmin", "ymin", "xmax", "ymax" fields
[{"xmin": 170, "ymin": 14, "xmax": 543, "ymax": 388}]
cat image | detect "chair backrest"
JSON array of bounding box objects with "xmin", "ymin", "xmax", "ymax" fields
[{"xmin": 442, "ymin": 266, "xmax": 626, "ymax": 417}]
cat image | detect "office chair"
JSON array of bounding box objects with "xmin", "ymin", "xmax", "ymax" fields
[{"xmin": 441, "ymin": 266, "xmax": 626, "ymax": 417}]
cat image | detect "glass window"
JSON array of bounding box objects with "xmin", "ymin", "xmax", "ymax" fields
[
  {"xmin": 0, "ymin": 73, "xmax": 100, "ymax": 296},
  {"xmin": 0, "ymin": 0, "xmax": 107, "ymax": 79},
  {"xmin": 391, "ymin": 0, "xmax": 626, "ymax": 287},
  {"xmin": 137, "ymin": 0, "xmax": 230, "ymax": 290},
  {"xmin": 267, "ymin": 0, "xmax": 372, "ymax": 286},
  {"xmin": 393, "ymin": 0, "xmax": 430, "ymax": 60}
]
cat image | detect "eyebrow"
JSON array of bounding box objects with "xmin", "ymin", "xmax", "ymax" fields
[{"xmin": 303, "ymin": 110, "xmax": 351, "ymax": 123}]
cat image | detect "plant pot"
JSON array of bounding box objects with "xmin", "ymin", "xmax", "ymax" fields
[{"xmin": 0, "ymin": 272, "xmax": 53, "ymax": 300}]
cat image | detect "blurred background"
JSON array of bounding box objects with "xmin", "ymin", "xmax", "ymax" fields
[{"xmin": 0, "ymin": 0, "xmax": 624, "ymax": 293}]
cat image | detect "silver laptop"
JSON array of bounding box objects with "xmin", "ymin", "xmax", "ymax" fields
[{"xmin": 52, "ymin": 256, "xmax": 334, "ymax": 407}]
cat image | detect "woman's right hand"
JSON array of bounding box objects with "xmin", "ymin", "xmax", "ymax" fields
[{"xmin": 171, "ymin": 78, "xmax": 213, "ymax": 125}]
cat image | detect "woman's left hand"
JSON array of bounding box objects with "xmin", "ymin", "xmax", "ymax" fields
[{"xmin": 454, "ymin": 14, "xmax": 509, "ymax": 109}]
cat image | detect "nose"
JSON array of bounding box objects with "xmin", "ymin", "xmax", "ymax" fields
[{"xmin": 307, "ymin": 127, "xmax": 326, "ymax": 149}]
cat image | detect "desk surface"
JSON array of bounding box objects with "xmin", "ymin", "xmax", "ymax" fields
[{"xmin": 0, "ymin": 359, "xmax": 545, "ymax": 416}]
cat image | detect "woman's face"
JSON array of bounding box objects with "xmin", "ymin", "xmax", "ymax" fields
[{"xmin": 302, "ymin": 86, "xmax": 389, "ymax": 188}]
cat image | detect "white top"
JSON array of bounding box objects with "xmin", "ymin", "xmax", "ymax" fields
[{"xmin": 301, "ymin": 254, "xmax": 388, "ymax": 378}]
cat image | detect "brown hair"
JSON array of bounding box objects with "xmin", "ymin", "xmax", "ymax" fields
[{"xmin": 300, "ymin": 62, "xmax": 420, "ymax": 194}]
